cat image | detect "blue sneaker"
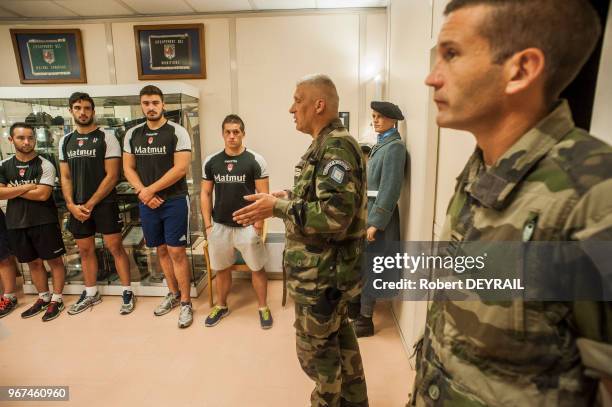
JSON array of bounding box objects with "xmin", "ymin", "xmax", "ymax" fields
[
  {"xmin": 204, "ymin": 305, "xmax": 229, "ymax": 327},
  {"xmin": 259, "ymin": 307, "xmax": 273, "ymax": 330}
]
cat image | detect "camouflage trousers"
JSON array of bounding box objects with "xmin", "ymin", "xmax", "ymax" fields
[{"xmin": 294, "ymin": 301, "xmax": 369, "ymax": 407}]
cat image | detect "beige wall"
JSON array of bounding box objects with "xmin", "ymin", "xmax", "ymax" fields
[
  {"xmin": 386, "ymin": 0, "xmax": 473, "ymax": 370},
  {"xmin": 0, "ymin": 10, "xmax": 387, "ymax": 232},
  {"xmin": 592, "ymin": 3, "xmax": 612, "ymax": 144},
  {"xmin": 386, "ymin": 0, "xmax": 436, "ymax": 365}
]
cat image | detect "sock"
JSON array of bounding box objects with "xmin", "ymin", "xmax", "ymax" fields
[
  {"xmin": 51, "ymin": 293, "xmax": 63, "ymax": 303},
  {"xmin": 3, "ymin": 293, "xmax": 16, "ymax": 300},
  {"xmin": 38, "ymin": 291, "xmax": 51, "ymax": 302},
  {"xmin": 180, "ymin": 301, "xmax": 191, "ymax": 307},
  {"xmin": 258, "ymin": 306, "xmax": 269, "ymax": 311},
  {"xmin": 85, "ymin": 286, "xmax": 97, "ymax": 297},
  {"xmin": 217, "ymin": 304, "xmax": 228, "ymax": 309},
  {"xmin": 122, "ymin": 286, "xmax": 132, "ymax": 293}
]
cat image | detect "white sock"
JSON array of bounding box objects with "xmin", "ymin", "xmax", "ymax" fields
[
  {"xmin": 39, "ymin": 291, "xmax": 51, "ymax": 302},
  {"xmin": 51, "ymin": 293, "xmax": 63, "ymax": 303},
  {"xmin": 122, "ymin": 286, "xmax": 132, "ymax": 293},
  {"xmin": 3, "ymin": 293, "xmax": 16, "ymax": 300},
  {"xmin": 85, "ymin": 286, "xmax": 98, "ymax": 297},
  {"xmin": 258, "ymin": 306, "xmax": 269, "ymax": 311}
]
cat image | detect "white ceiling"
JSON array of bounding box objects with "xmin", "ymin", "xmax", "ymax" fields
[{"xmin": 0, "ymin": 0, "xmax": 388, "ymax": 19}]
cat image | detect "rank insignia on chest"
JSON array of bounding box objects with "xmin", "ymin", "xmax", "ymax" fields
[
  {"xmin": 227, "ymin": 163, "xmax": 234, "ymax": 172},
  {"xmin": 147, "ymin": 136, "xmax": 154, "ymax": 145},
  {"xmin": 19, "ymin": 168, "xmax": 26, "ymax": 177},
  {"xmin": 330, "ymin": 166, "xmax": 345, "ymax": 184}
]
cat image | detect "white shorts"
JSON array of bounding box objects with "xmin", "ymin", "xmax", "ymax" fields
[{"xmin": 207, "ymin": 222, "xmax": 268, "ymax": 271}]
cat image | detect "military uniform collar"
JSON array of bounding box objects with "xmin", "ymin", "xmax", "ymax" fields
[
  {"xmin": 302, "ymin": 118, "xmax": 345, "ymax": 161},
  {"xmin": 313, "ymin": 118, "xmax": 344, "ymax": 147},
  {"xmin": 463, "ymin": 100, "xmax": 575, "ymax": 210},
  {"xmin": 371, "ymin": 131, "xmax": 401, "ymax": 156}
]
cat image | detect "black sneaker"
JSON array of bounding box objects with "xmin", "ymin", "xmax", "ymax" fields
[
  {"xmin": 353, "ymin": 315, "xmax": 374, "ymax": 337},
  {"xmin": 0, "ymin": 296, "xmax": 17, "ymax": 318},
  {"xmin": 259, "ymin": 307, "xmax": 273, "ymax": 330},
  {"xmin": 21, "ymin": 298, "xmax": 49, "ymax": 319},
  {"xmin": 204, "ymin": 305, "xmax": 230, "ymax": 327},
  {"xmin": 42, "ymin": 301, "xmax": 65, "ymax": 322}
]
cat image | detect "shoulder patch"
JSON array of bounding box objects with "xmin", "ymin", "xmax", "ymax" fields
[
  {"xmin": 329, "ymin": 166, "xmax": 346, "ymax": 184},
  {"xmin": 322, "ymin": 159, "xmax": 351, "ymax": 175}
]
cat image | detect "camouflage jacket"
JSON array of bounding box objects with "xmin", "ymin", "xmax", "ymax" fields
[
  {"xmin": 414, "ymin": 101, "xmax": 612, "ymax": 406},
  {"xmin": 273, "ymin": 119, "xmax": 367, "ymax": 305}
]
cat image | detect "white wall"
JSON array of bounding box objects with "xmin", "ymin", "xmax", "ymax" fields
[
  {"xmin": 386, "ymin": 0, "xmax": 436, "ymax": 369},
  {"xmin": 0, "ymin": 10, "xmax": 387, "ymax": 232},
  {"xmin": 591, "ymin": 3, "xmax": 612, "ymax": 144}
]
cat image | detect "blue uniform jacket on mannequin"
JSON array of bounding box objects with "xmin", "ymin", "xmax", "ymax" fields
[
  {"xmin": 359, "ymin": 128, "xmax": 407, "ymax": 320},
  {"xmin": 367, "ymin": 128, "xmax": 407, "ymax": 241}
]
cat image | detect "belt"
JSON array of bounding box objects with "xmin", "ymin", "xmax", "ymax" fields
[{"xmin": 367, "ymin": 190, "xmax": 378, "ymax": 198}]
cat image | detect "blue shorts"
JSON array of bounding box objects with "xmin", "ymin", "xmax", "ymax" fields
[
  {"xmin": 139, "ymin": 196, "xmax": 190, "ymax": 248},
  {"xmin": 0, "ymin": 210, "xmax": 10, "ymax": 261}
]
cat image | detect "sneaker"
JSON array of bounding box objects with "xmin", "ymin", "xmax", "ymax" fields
[
  {"xmin": 353, "ymin": 315, "xmax": 374, "ymax": 338},
  {"xmin": 259, "ymin": 307, "xmax": 273, "ymax": 329},
  {"xmin": 178, "ymin": 303, "xmax": 193, "ymax": 329},
  {"xmin": 153, "ymin": 292, "xmax": 179, "ymax": 316},
  {"xmin": 0, "ymin": 296, "xmax": 18, "ymax": 318},
  {"xmin": 120, "ymin": 290, "xmax": 136, "ymax": 315},
  {"xmin": 21, "ymin": 298, "xmax": 49, "ymax": 318},
  {"xmin": 204, "ymin": 305, "xmax": 230, "ymax": 327},
  {"xmin": 68, "ymin": 291, "xmax": 102, "ymax": 315},
  {"xmin": 42, "ymin": 301, "xmax": 65, "ymax": 322}
]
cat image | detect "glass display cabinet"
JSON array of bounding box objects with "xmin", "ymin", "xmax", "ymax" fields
[{"xmin": 0, "ymin": 83, "xmax": 207, "ymax": 297}]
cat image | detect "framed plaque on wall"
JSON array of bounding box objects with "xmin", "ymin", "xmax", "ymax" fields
[
  {"xmin": 10, "ymin": 29, "xmax": 87, "ymax": 84},
  {"xmin": 134, "ymin": 24, "xmax": 206, "ymax": 80}
]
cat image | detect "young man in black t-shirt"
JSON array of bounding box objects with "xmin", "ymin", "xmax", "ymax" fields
[
  {"xmin": 0, "ymin": 123, "xmax": 66, "ymax": 322},
  {"xmin": 123, "ymin": 85, "xmax": 194, "ymax": 329},
  {"xmin": 201, "ymin": 114, "xmax": 272, "ymax": 329},
  {"xmin": 59, "ymin": 92, "xmax": 135, "ymax": 316}
]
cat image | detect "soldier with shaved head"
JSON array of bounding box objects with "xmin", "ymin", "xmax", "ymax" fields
[
  {"xmin": 413, "ymin": 0, "xmax": 611, "ymax": 405},
  {"xmin": 233, "ymin": 74, "xmax": 369, "ymax": 406}
]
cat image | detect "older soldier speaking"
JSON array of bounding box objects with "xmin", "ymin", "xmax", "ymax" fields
[
  {"xmin": 414, "ymin": 0, "xmax": 612, "ymax": 405},
  {"xmin": 233, "ymin": 74, "xmax": 369, "ymax": 407}
]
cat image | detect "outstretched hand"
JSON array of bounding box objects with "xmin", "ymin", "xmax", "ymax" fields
[{"xmin": 233, "ymin": 193, "xmax": 277, "ymax": 226}]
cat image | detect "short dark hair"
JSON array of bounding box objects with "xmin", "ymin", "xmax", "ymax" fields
[
  {"xmin": 9, "ymin": 122, "xmax": 34, "ymax": 137},
  {"xmin": 222, "ymin": 114, "xmax": 245, "ymax": 133},
  {"xmin": 139, "ymin": 85, "xmax": 164, "ymax": 101},
  {"xmin": 444, "ymin": 0, "xmax": 602, "ymax": 101},
  {"xmin": 68, "ymin": 92, "xmax": 95, "ymax": 110}
]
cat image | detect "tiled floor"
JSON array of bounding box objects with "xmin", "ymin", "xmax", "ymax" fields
[{"xmin": 0, "ymin": 279, "xmax": 414, "ymax": 406}]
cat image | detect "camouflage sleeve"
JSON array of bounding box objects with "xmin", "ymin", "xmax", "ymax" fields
[
  {"xmin": 273, "ymin": 139, "xmax": 361, "ymax": 235},
  {"xmin": 565, "ymin": 179, "xmax": 612, "ymax": 377},
  {"xmin": 369, "ymin": 142, "xmax": 406, "ymax": 230}
]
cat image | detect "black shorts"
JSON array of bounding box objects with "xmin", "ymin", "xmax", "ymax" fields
[
  {"xmin": 7, "ymin": 223, "xmax": 66, "ymax": 263},
  {"xmin": 68, "ymin": 201, "xmax": 124, "ymax": 239},
  {"xmin": 0, "ymin": 210, "xmax": 10, "ymax": 261}
]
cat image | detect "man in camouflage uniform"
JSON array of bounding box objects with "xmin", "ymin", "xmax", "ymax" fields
[
  {"xmin": 414, "ymin": 0, "xmax": 612, "ymax": 405},
  {"xmin": 233, "ymin": 74, "xmax": 369, "ymax": 406}
]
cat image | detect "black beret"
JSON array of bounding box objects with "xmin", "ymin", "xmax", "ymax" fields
[{"xmin": 370, "ymin": 101, "xmax": 404, "ymax": 120}]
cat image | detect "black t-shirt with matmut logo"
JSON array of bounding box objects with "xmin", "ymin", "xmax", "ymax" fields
[
  {"xmin": 59, "ymin": 128, "xmax": 121, "ymax": 204},
  {"xmin": 0, "ymin": 155, "xmax": 58, "ymax": 229},
  {"xmin": 123, "ymin": 121, "xmax": 192, "ymax": 200},
  {"xmin": 203, "ymin": 148, "xmax": 268, "ymax": 227}
]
